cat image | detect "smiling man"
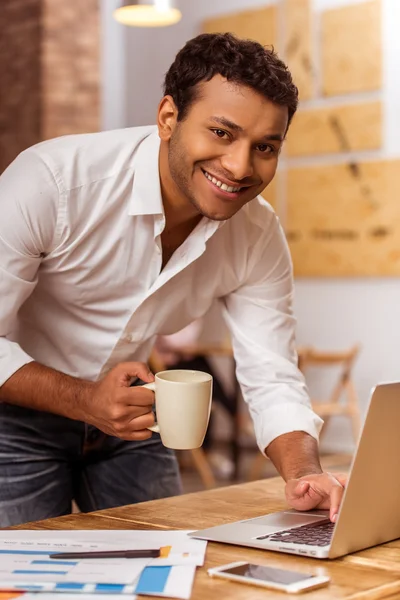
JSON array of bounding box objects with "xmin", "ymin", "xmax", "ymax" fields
[{"xmin": 0, "ymin": 33, "xmax": 344, "ymax": 526}]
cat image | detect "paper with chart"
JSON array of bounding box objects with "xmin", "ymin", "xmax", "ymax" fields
[
  {"xmin": 17, "ymin": 567, "xmax": 197, "ymax": 600},
  {"xmin": 0, "ymin": 537, "xmax": 149, "ymax": 592},
  {"xmin": 0, "ymin": 530, "xmax": 206, "ymax": 567},
  {"xmin": 18, "ymin": 567, "xmax": 195, "ymax": 599},
  {"xmin": 135, "ymin": 565, "xmax": 196, "ymax": 599},
  {"xmin": 19, "ymin": 565, "xmax": 196, "ymax": 600},
  {"xmin": 22, "ymin": 596, "xmax": 136, "ymax": 600},
  {"xmin": 0, "ymin": 531, "xmax": 206, "ymax": 597}
]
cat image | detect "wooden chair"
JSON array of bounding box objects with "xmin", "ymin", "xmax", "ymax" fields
[
  {"xmin": 298, "ymin": 344, "xmax": 361, "ymax": 442},
  {"xmin": 247, "ymin": 344, "xmax": 361, "ymax": 481}
]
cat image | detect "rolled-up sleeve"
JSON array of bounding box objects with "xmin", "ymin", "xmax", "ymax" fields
[
  {"xmin": 0, "ymin": 149, "xmax": 59, "ymax": 386},
  {"xmin": 222, "ymin": 211, "xmax": 323, "ymax": 454}
]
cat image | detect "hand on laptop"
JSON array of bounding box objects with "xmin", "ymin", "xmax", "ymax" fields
[{"xmin": 285, "ymin": 473, "xmax": 347, "ymax": 523}]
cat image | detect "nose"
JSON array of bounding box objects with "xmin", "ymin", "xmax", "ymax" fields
[{"xmin": 220, "ymin": 142, "xmax": 254, "ymax": 182}]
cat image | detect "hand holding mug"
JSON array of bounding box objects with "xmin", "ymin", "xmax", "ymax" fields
[{"xmin": 84, "ymin": 362, "xmax": 156, "ymax": 440}]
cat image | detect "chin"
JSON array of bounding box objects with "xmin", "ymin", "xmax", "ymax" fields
[
  {"xmin": 195, "ymin": 201, "xmax": 239, "ymax": 222},
  {"xmin": 202, "ymin": 210, "xmax": 231, "ymax": 222}
]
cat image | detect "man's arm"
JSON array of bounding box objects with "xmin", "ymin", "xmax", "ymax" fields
[
  {"xmin": 222, "ymin": 208, "xmax": 322, "ymax": 456},
  {"xmin": 0, "ymin": 151, "xmax": 156, "ymax": 439},
  {"xmin": 0, "ymin": 362, "xmax": 93, "ymax": 421},
  {"xmin": 266, "ymin": 431, "xmax": 322, "ymax": 481},
  {"xmin": 0, "ymin": 150, "xmax": 58, "ymax": 387},
  {"xmin": 0, "ymin": 360, "xmax": 157, "ymax": 441},
  {"xmin": 267, "ymin": 431, "xmax": 346, "ymax": 522},
  {"xmin": 222, "ymin": 206, "xmax": 344, "ymax": 520}
]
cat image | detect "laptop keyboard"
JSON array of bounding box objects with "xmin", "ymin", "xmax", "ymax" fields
[{"xmin": 257, "ymin": 520, "xmax": 335, "ymax": 547}]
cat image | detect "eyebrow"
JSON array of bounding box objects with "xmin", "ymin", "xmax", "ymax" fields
[{"xmin": 209, "ymin": 116, "xmax": 284, "ymax": 142}]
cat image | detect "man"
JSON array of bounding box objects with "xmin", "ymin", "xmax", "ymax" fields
[{"xmin": 0, "ymin": 33, "xmax": 344, "ymax": 527}]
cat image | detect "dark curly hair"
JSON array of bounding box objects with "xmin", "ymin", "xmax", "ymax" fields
[{"xmin": 164, "ymin": 32, "xmax": 298, "ymax": 126}]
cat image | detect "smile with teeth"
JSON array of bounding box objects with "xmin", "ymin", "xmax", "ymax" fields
[{"xmin": 203, "ymin": 170, "xmax": 242, "ymax": 193}]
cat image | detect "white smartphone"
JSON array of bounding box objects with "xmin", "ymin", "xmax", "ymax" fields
[{"xmin": 208, "ymin": 561, "xmax": 330, "ymax": 594}]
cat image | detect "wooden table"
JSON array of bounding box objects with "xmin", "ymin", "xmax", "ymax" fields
[{"xmin": 11, "ymin": 478, "xmax": 400, "ymax": 600}]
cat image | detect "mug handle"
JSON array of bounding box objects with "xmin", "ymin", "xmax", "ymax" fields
[{"xmin": 142, "ymin": 382, "xmax": 160, "ymax": 433}]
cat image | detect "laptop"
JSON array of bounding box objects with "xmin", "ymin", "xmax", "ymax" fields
[{"xmin": 190, "ymin": 382, "xmax": 400, "ymax": 559}]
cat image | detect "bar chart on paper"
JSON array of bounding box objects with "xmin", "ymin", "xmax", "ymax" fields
[
  {"xmin": 0, "ymin": 531, "xmax": 207, "ymax": 566},
  {"xmin": 0, "ymin": 532, "xmax": 206, "ymax": 598},
  {"xmin": 135, "ymin": 565, "xmax": 196, "ymax": 599},
  {"xmin": 0, "ymin": 540, "xmax": 149, "ymax": 593}
]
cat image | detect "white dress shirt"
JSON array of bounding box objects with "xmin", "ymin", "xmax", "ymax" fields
[{"xmin": 0, "ymin": 125, "xmax": 322, "ymax": 453}]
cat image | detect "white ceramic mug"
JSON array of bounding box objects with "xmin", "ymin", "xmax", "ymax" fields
[{"xmin": 142, "ymin": 369, "xmax": 213, "ymax": 450}]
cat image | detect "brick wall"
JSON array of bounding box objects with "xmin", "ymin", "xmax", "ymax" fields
[
  {"xmin": 0, "ymin": 0, "xmax": 100, "ymax": 173},
  {"xmin": 0, "ymin": 0, "xmax": 42, "ymax": 173},
  {"xmin": 42, "ymin": 0, "xmax": 100, "ymax": 140}
]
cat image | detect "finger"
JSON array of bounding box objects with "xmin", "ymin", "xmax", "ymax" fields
[
  {"xmin": 332, "ymin": 473, "xmax": 348, "ymax": 488},
  {"xmin": 296, "ymin": 480, "xmax": 310, "ymax": 495},
  {"xmin": 117, "ymin": 362, "xmax": 155, "ymax": 386},
  {"xmin": 96, "ymin": 423, "xmax": 153, "ymax": 441},
  {"xmin": 120, "ymin": 429, "xmax": 153, "ymax": 442},
  {"xmin": 119, "ymin": 405, "xmax": 153, "ymax": 419},
  {"xmin": 127, "ymin": 412, "xmax": 156, "ymax": 431},
  {"xmin": 286, "ymin": 483, "xmax": 320, "ymax": 512},
  {"xmin": 292, "ymin": 480, "xmax": 310, "ymax": 498},
  {"xmin": 330, "ymin": 484, "xmax": 345, "ymax": 522},
  {"xmin": 285, "ymin": 480, "xmax": 309, "ymax": 503},
  {"xmin": 126, "ymin": 387, "xmax": 155, "ymax": 407}
]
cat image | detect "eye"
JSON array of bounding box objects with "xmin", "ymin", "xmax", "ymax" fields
[
  {"xmin": 257, "ymin": 143, "xmax": 275, "ymax": 154},
  {"xmin": 211, "ymin": 128, "xmax": 229, "ymax": 139}
]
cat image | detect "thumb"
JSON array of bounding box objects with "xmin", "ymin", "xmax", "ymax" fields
[
  {"xmin": 117, "ymin": 362, "xmax": 155, "ymax": 386},
  {"xmin": 295, "ymin": 480, "xmax": 310, "ymax": 496},
  {"xmin": 287, "ymin": 479, "xmax": 310, "ymax": 499}
]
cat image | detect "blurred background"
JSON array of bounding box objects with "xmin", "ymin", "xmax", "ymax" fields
[{"xmin": 1, "ymin": 0, "xmax": 399, "ymax": 490}]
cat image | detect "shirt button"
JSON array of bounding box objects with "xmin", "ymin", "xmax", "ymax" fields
[
  {"xmin": 124, "ymin": 332, "xmax": 143, "ymax": 343},
  {"xmin": 131, "ymin": 332, "xmax": 143, "ymax": 343}
]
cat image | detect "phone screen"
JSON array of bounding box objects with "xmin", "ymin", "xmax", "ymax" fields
[{"xmin": 223, "ymin": 563, "xmax": 314, "ymax": 585}]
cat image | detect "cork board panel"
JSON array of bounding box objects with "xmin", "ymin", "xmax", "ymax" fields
[
  {"xmin": 260, "ymin": 172, "xmax": 278, "ymax": 213},
  {"xmin": 321, "ymin": 0, "xmax": 382, "ymax": 96},
  {"xmin": 283, "ymin": 0, "xmax": 314, "ymax": 100},
  {"xmin": 42, "ymin": 0, "xmax": 100, "ymax": 139},
  {"xmin": 286, "ymin": 160, "xmax": 400, "ymax": 276},
  {"xmin": 202, "ymin": 6, "xmax": 277, "ymax": 48},
  {"xmin": 286, "ymin": 101, "xmax": 382, "ymax": 157}
]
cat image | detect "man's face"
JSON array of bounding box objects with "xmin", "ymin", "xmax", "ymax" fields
[{"xmin": 162, "ymin": 75, "xmax": 288, "ymax": 221}]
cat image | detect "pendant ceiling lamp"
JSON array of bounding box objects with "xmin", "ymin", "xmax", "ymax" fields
[{"xmin": 113, "ymin": 0, "xmax": 182, "ymax": 27}]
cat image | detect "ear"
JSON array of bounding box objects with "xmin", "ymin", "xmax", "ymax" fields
[{"xmin": 157, "ymin": 95, "xmax": 178, "ymax": 142}]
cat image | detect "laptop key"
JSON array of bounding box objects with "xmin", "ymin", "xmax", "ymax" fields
[{"xmin": 257, "ymin": 520, "xmax": 335, "ymax": 546}]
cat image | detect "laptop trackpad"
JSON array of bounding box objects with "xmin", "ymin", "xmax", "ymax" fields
[{"xmin": 243, "ymin": 511, "xmax": 328, "ymax": 530}]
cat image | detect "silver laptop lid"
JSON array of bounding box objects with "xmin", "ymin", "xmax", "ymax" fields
[{"xmin": 329, "ymin": 382, "xmax": 400, "ymax": 558}]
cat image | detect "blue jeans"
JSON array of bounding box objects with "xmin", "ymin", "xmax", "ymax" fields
[{"xmin": 0, "ymin": 403, "xmax": 182, "ymax": 527}]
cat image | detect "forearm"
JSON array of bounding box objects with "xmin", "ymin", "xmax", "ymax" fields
[
  {"xmin": 0, "ymin": 361, "xmax": 94, "ymax": 421},
  {"xmin": 265, "ymin": 431, "xmax": 322, "ymax": 481}
]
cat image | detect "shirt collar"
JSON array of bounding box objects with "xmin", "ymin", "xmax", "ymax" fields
[{"xmin": 128, "ymin": 127, "xmax": 164, "ymax": 217}]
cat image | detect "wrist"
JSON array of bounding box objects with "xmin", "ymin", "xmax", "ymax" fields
[
  {"xmin": 266, "ymin": 431, "xmax": 322, "ymax": 482},
  {"xmin": 285, "ymin": 466, "xmax": 323, "ymax": 481},
  {"xmin": 70, "ymin": 379, "xmax": 96, "ymax": 422}
]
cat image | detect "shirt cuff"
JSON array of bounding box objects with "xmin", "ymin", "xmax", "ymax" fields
[
  {"xmin": 0, "ymin": 340, "xmax": 35, "ymax": 387},
  {"xmin": 254, "ymin": 403, "xmax": 324, "ymax": 456}
]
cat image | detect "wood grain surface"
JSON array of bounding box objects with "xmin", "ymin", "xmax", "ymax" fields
[{"xmin": 9, "ymin": 476, "xmax": 400, "ymax": 599}]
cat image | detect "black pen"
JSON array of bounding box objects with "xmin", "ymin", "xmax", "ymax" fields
[{"xmin": 50, "ymin": 548, "xmax": 160, "ymax": 560}]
